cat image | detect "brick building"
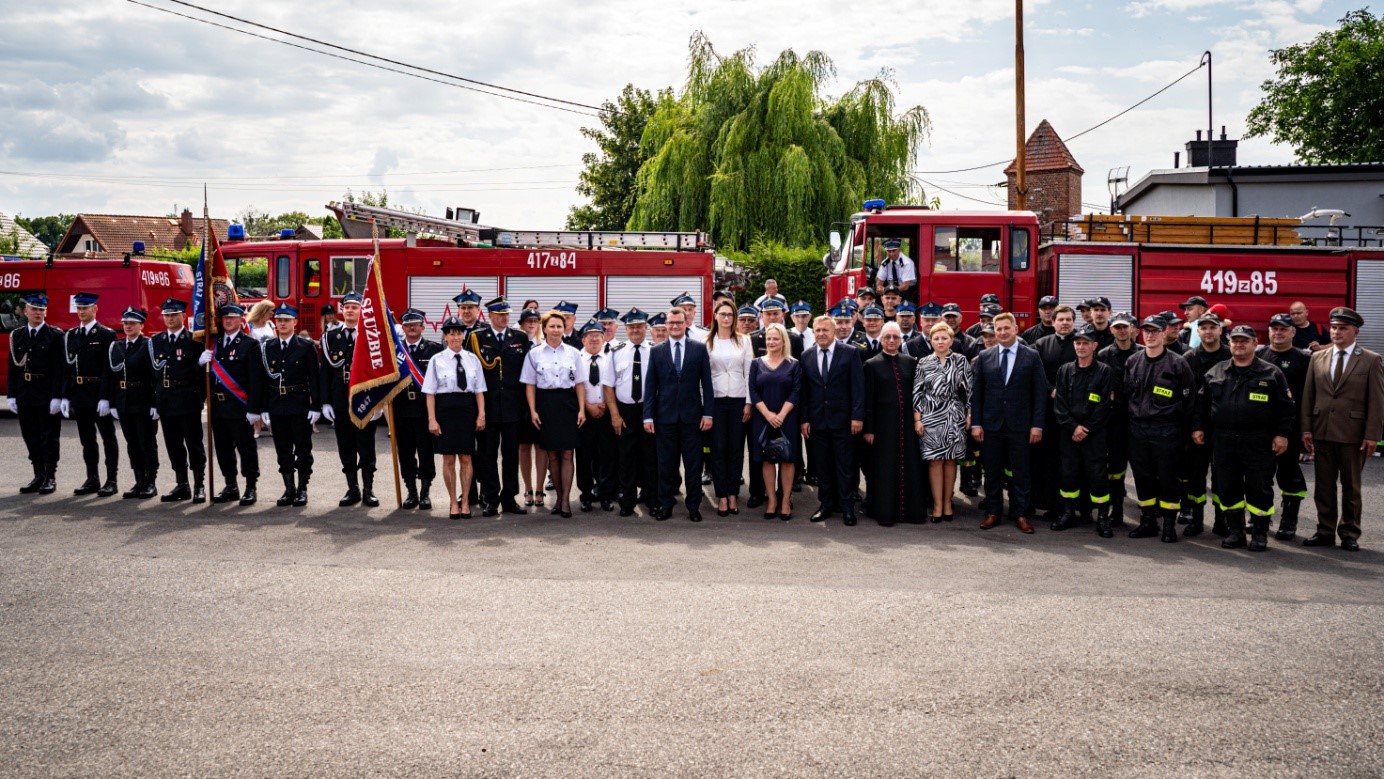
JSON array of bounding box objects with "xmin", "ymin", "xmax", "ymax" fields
[{"xmin": 1004, "ymin": 119, "xmax": 1083, "ymax": 227}]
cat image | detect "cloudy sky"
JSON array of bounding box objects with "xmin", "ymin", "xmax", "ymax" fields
[{"xmin": 0, "ymin": 0, "xmax": 1350, "ymax": 234}]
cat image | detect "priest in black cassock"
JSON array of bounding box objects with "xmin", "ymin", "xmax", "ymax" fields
[{"xmin": 861, "ymin": 322, "xmax": 928, "ymax": 525}]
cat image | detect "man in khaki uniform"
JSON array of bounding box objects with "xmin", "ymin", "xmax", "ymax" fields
[{"xmin": 1300, "ymin": 307, "xmax": 1384, "ymax": 551}]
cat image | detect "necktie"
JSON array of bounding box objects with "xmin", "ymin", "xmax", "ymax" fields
[
  {"xmin": 820, "ymin": 347, "xmax": 829, "ymax": 379},
  {"xmin": 1000, "ymin": 347, "xmax": 1011, "ymax": 386},
  {"xmin": 631, "ymin": 344, "xmax": 643, "ymax": 402},
  {"xmin": 871, "ymin": 339, "xmax": 878, "ymax": 351},
  {"xmin": 589, "ymin": 354, "xmax": 600, "ymax": 385},
  {"xmin": 455, "ymin": 353, "xmax": 467, "ymax": 390},
  {"xmin": 674, "ymin": 340, "xmax": 683, "ymax": 374},
  {"xmin": 1334, "ymin": 349, "xmax": 1346, "ymax": 387},
  {"xmin": 282, "ymin": 340, "xmax": 290, "ymax": 352}
]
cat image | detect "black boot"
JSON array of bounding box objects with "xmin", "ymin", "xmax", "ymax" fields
[
  {"xmin": 192, "ymin": 472, "xmax": 206, "ymax": 504},
  {"xmin": 97, "ymin": 464, "xmax": 118, "ymax": 497},
  {"xmin": 135, "ymin": 471, "xmax": 158, "ymax": 499},
  {"xmin": 276, "ymin": 474, "xmax": 296, "ymax": 507},
  {"xmin": 1051, "ymin": 503, "xmax": 1085, "ymax": 531},
  {"xmin": 1129, "ymin": 507, "xmax": 1160, "ymax": 538},
  {"xmin": 418, "ymin": 480, "xmax": 432, "ymax": 510},
  {"xmin": 38, "ymin": 474, "xmax": 57, "ymax": 494},
  {"xmin": 213, "ymin": 480, "xmax": 240, "ymax": 504},
  {"xmin": 1182, "ymin": 503, "xmax": 1205, "ymax": 537},
  {"xmin": 1221, "ymin": 510, "xmax": 1248, "ymax": 549},
  {"xmin": 1096, "ymin": 505, "xmax": 1113, "ymax": 538},
  {"xmin": 361, "ymin": 473, "xmax": 380, "ymax": 507},
  {"xmin": 239, "ymin": 479, "xmax": 257, "ymax": 506},
  {"xmin": 1211, "ymin": 507, "xmax": 1229, "ymax": 538},
  {"xmin": 339, "ymin": 473, "xmax": 361, "ymax": 507},
  {"xmin": 1248, "ymin": 515, "xmax": 1270, "ymax": 552},
  {"xmin": 293, "ymin": 475, "xmax": 308, "ymax": 507},
  {"xmin": 1177, "ymin": 506, "xmax": 1192, "ymax": 525},
  {"xmin": 1160, "ymin": 509, "xmax": 1179, "ymax": 543},
  {"xmin": 1276, "ymin": 497, "xmax": 1302, "ymax": 541},
  {"xmin": 161, "ymin": 478, "xmax": 192, "ymax": 502},
  {"xmin": 73, "ymin": 473, "xmax": 101, "ymax": 496},
  {"xmin": 20, "ymin": 470, "xmax": 43, "ymax": 494},
  {"xmin": 401, "ymin": 479, "xmax": 419, "ymax": 510},
  {"xmin": 1110, "ymin": 483, "xmax": 1127, "ymax": 526},
  {"xmin": 122, "ymin": 469, "xmax": 143, "ymax": 500}
]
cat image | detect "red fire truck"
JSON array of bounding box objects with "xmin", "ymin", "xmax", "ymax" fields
[
  {"xmin": 826, "ymin": 200, "xmax": 1384, "ymax": 351},
  {"xmin": 218, "ymin": 202, "xmax": 723, "ymax": 339},
  {"xmin": 0, "ymin": 254, "xmax": 196, "ymax": 402}
]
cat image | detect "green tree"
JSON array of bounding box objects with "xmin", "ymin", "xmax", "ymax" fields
[
  {"xmin": 721, "ymin": 239, "xmax": 827, "ymax": 313},
  {"xmin": 628, "ymin": 33, "xmax": 929, "ymax": 251},
  {"xmin": 0, "ymin": 227, "xmax": 24, "ymax": 255},
  {"xmin": 14, "ymin": 214, "xmax": 73, "ymax": 249},
  {"xmin": 567, "ymin": 84, "xmax": 666, "ymax": 231},
  {"xmin": 1245, "ymin": 9, "xmax": 1384, "ymax": 163}
]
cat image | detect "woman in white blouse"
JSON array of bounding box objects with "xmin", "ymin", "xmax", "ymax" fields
[
  {"xmin": 521, "ymin": 311, "xmax": 586, "ymax": 518},
  {"xmin": 704, "ymin": 300, "xmax": 754, "ymax": 516},
  {"xmin": 425, "ymin": 316, "xmax": 487, "ymax": 519}
]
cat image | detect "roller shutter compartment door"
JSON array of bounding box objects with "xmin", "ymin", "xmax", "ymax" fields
[
  {"xmin": 504, "ymin": 276, "xmax": 601, "ymax": 329},
  {"xmin": 1354, "ymin": 260, "xmax": 1384, "ymax": 353},
  {"xmin": 605, "ymin": 276, "xmax": 706, "ymax": 339},
  {"xmin": 408, "ymin": 275, "xmax": 498, "ymax": 342},
  {"xmin": 1056, "ymin": 254, "xmax": 1134, "ymax": 314}
]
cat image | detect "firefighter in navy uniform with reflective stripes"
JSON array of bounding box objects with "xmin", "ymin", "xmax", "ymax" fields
[
  {"xmin": 1193, "ymin": 325, "xmax": 1296, "ymax": 552},
  {"xmin": 150, "ymin": 297, "xmax": 207, "ymax": 503},
  {"xmin": 102, "ymin": 307, "xmax": 160, "ymax": 499},
  {"xmin": 469, "ymin": 296, "xmax": 533, "ymax": 515},
  {"xmin": 393, "ymin": 308, "xmax": 443, "ymax": 510},
  {"xmin": 1124, "ymin": 314, "xmax": 1197, "ymax": 543},
  {"xmin": 261, "ymin": 304, "xmax": 321, "ymax": 507},
  {"xmin": 62, "ymin": 292, "xmax": 120, "ymax": 497},
  {"xmin": 1096, "ymin": 312, "xmax": 1143, "ymax": 523},
  {"xmin": 1050, "ymin": 326, "xmax": 1116, "ymax": 536},
  {"xmin": 321, "ymin": 291, "xmax": 380, "ymax": 507},
  {"xmin": 1256, "ymin": 312, "xmax": 1312, "ymax": 540},
  {"xmin": 198, "ymin": 304, "xmax": 264, "ymax": 506},
  {"xmin": 7, "ymin": 293, "xmax": 65, "ymax": 494}
]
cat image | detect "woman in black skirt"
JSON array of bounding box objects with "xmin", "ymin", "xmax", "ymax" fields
[
  {"xmin": 516, "ymin": 307, "xmax": 547, "ymax": 507},
  {"xmin": 522, "ymin": 311, "xmax": 585, "ymax": 517},
  {"xmin": 425, "ymin": 316, "xmax": 487, "ymax": 519}
]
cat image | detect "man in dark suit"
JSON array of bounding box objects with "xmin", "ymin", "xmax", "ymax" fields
[
  {"xmin": 150, "ymin": 298, "xmax": 207, "ymax": 503},
  {"xmin": 321, "ymin": 291, "xmax": 380, "ymax": 507},
  {"xmin": 7, "ymin": 293, "xmax": 65, "ymax": 494},
  {"xmin": 393, "ymin": 308, "xmax": 443, "ymax": 509},
  {"xmin": 102, "ymin": 307, "xmax": 160, "ymax": 500},
  {"xmin": 200, "ymin": 304, "xmax": 264, "ymax": 506},
  {"xmin": 641, "ymin": 308, "xmax": 714, "ymax": 521},
  {"xmin": 63, "ymin": 292, "xmax": 120, "ymax": 497},
  {"xmin": 970, "ymin": 312, "xmax": 1049, "ymax": 533},
  {"xmin": 469, "ymin": 297, "xmax": 532, "ymax": 515},
  {"xmin": 260, "ymin": 304, "xmax": 322, "ymax": 507},
  {"xmin": 801, "ymin": 313, "xmax": 866, "ymax": 525},
  {"xmin": 1300, "ymin": 307, "xmax": 1384, "ymax": 551}
]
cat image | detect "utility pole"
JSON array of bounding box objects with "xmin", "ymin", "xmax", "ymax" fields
[{"xmin": 1015, "ymin": 0, "xmax": 1027, "ymax": 211}]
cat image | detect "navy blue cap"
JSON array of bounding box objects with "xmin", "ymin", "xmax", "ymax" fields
[
  {"xmin": 453, "ymin": 289, "xmax": 482, "ymax": 307},
  {"xmin": 339, "ymin": 291, "xmax": 364, "ymax": 306},
  {"xmin": 161, "ymin": 298, "xmax": 189, "ymax": 314},
  {"xmin": 737, "ymin": 305, "xmax": 760, "ymax": 318},
  {"xmin": 485, "ymin": 296, "xmax": 511, "ymax": 314},
  {"xmin": 400, "ymin": 308, "xmax": 427, "ymax": 324},
  {"xmin": 620, "ymin": 307, "xmax": 648, "ymax": 324},
  {"xmin": 554, "ymin": 300, "xmax": 578, "ymax": 314},
  {"xmin": 120, "ymin": 306, "xmax": 147, "ymax": 323},
  {"xmin": 830, "ymin": 304, "xmax": 853, "ymax": 318},
  {"xmin": 919, "ymin": 302, "xmax": 943, "ymax": 317},
  {"xmin": 1228, "ymin": 325, "xmax": 1257, "ymax": 340},
  {"xmin": 579, "ymin": 319, "xmax": 604, "ymax": 336},
  {"xmin": 439, "ymin": 316, "xmax": 466, "ymax": 333},
  {"xmin": 1268, "ymin": 313, "xmax": 1294, "ymax": 328},
  {"xmin": 320, "ymin": 303, "xmax": 335, "ymax": 315},
  {"xmin": 1110, "ymin": 312, "xmax": 1138, "ymax": 326},
  {"xmin": 790, "ymin": 300, "xmax": 812, "ymax": 314},
  {"xmin": 897, "ymin": 303, "xmax": 917, "ymax": 315},
  {"xmin": 647, "ymin": 312, "xmax": 667, "ymax": 327},
  {"xmin": 218, "ymin": 304, "xmax": 246, "ymax": 317},
  {"xmin": 73, "ymin": 292, "xmax": 99, "ymax": 307},
  {"xmin": 21, "ymin": 293, "xmax": 48, "ymax": 308},
  {"xmin": 883, "ymin": 238, "xmax": 902, "ymax": 249},
  {"xmin": 671, "ymin": 292, "xmax": 696, "ymax": 307},
  {"xmin": 1072, "ymin": 325, "xmax": 1098, "ymax": 341},
  {"xmin": 760, "ymin": 298, "xmax": 786, "ymax": 311},
  {"xmin": 941, "ymin": 303, "xmax": 962, "ymax": 315},
  {"xmin": 518, "ymin": 308, "xmax": 540, "ymax": 322},
  {"xmin": 862, "ymin": 305, "xmax": 884, "ymax": 319},
  {"xmin": 836, "ymin": 298, "xmax": 858, "ymax": 312},
  {"xmin": 1140, "ymin": 315, "xmax": 1168, "ymax": 330},
  {"xmin": 595, "ymin": 307, "xmax": 619, "ymax": 322},
  {"xmin": 712, "ymin": 289, "xmax": 734, "ymax": 301},
  {"xmin": 273, "ymin": 303, "xmax": 299, "ymax": 319},
  {"xmin": 1038, "ymin": 295, "xmax": 1059, "ymax": 308}
]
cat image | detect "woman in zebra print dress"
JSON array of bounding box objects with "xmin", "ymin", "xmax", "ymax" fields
[{"xmin": 913, "ymin": 322, "xmax": 972, "ymax": 521}]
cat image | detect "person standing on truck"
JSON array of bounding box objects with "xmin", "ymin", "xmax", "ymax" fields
[
  {"xmin": 469, "ymin": 297, "xmax": 533, "ymax": 517},
  {"xmin": 103, "ymin": 306, "xmax": 159, "ymax": 500},
  {"xmin": 752, "ymin": 279, "xmax": 788, "ymax": 310},
  {"xmin": 1021, "ymin": 296, "xmax": 1058, "ymax": 345},
  {"xmin": 1256, "ymin": 313, "xmax": 1311, "ymax": 540},
  {"xmin": 1180, "ymin": 312, "xmax": 1232, "ymax": 538},
  {"xmin": 1288, "ymin": 301, "xmax": 1331, "ymax": 352},
  {"xmin": 393, "ymin": 308, "xmax": 443, "ymax": 511},
  {"xmin": 875, "ymin": 239, "xmax": 916, "ymax": 302},
  {"xmin": 150, "ymin": 298, "xmax": 207, "ymax": 504},
  {"xmin": 198, "ymin": 304, "xmax": 263, "ymax": 506},
  {"xmin": 320, "ymin": 292, "xmax": 380, "ymax": 508},
  {"xmin": 1125, "ymin": 315, "xmax": 1196, "ymax": 543},
  {"xmin": 1097, "ymin": 313, "xmax": 1143, "ymax": 523},
  {"xmin": 1193, "ymin": 324, "xmax": 1296, "ymax": 552},
  {"xmin": 8, "ymin": 293, "xmax": 65, "ymax": 495},
  {"xmin": 261, "ymin": 304, "xmax": 321, "ymax": 507},
  {"xmin": 63, "ymin": 292, "xmax": 120, "ymax": 498},
  {"xmin": 1051, "ymin": 326, "xmax": 1115, "ymax": 535}
]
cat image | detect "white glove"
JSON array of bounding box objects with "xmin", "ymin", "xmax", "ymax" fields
[
  {"xmin": 60, "ymin": 399, "xmax": 71, "ymax": 418},
  {"xmin": 322, "ymin": 405, "xmax": 336, "ymax": 423},
  {"xmin": 6, "ymin": 399, "xmax": 17, "ymax": 414},
  {"xmin": 307, "ymin": 410, "xmax": 321, "ymax": 425},
  {"xmin": 246, "ymin": 413, "xmax": 262, "ymax": 425},
  {"xmin": 111, "ymin": 408, "xmax": 120, "ymax": 420},
  {"xmin": 49, "ymin": 399, "xmax": 62, "ymax": 415},
  {"xmin": 370, "ymin": 410, "xmax": 384, "ymax": 422},
  {"xmin": 98, "ymin": 400, "xmax": 111, "ymax": 417},
  {"xmin": 198, "ymin": 350, "xmax": 214, "ymax": 366},
  {"xmin": 150, "ymin": 408, "xmax": 160, "ymax": 421}
]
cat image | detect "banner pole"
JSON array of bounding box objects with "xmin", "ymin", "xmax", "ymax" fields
[
  {"xmin": 202, "ymin": 190, "xmax": 216, "ymax": 501},
  {"xmin": 386, "ymin": 402, "xmax": 403, "ymax": 508}
]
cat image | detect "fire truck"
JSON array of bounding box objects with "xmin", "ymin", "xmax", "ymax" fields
[
  {"xmin": 218, "ymin": 202, "xmax": 726, "ymax": 340},
  {"xmin": 0, "ymin": 251, "xmax": 196, "ymax": 402},
  {"xmin": 826, "ymin": 200, "xmax": 1384, "ymax": 351}
]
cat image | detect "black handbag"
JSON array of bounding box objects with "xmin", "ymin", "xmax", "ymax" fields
[{"xmin": 758, "ymin": 426, "xmax": 792, "ymax": 464}]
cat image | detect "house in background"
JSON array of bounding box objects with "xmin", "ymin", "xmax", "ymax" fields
[
  {"xmin": 55, "ymin": 208, "xmax": 230, "ymax": 259},
  {"xmin": 0, "ymin": 212, "xmax": 50, "ymax": 259},
  {"xmin": 1005, "ymin": 119, "xmax": 1085, "ymax": 228}
]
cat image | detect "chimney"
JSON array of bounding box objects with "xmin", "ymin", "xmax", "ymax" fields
[
  {"xmin": 179, "ymin": 208, "xmax": 194, "ymax": 238},
  {"xmin": 1174, "ymin": 151, "xmax": 1180, "ymax": 169},
  {"xmin": 1186, "ymin": 128, "xmax": 1238, "ymax": 168}
]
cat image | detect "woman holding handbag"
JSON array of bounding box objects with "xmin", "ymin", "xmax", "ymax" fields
[{"xmin": 748, "ymin": 323, "xmax": 801, "ymax": 520}]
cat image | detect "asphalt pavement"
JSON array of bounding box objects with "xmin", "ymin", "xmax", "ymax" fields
[{"xmin": 1, "ymin": 419, "xmax": 1381, "ymax": 778}]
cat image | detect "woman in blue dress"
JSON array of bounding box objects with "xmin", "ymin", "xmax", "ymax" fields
[{"xmin": 748, "ymin": 323, "xmax": 802, "ymax": 520}]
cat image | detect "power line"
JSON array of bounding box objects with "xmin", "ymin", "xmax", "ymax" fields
[
  {"xmin": 125, "ymin": 0, "xmax": 602, "ymax": 117},
  {"xmin": 0, "ymin": 164, "xmax": 579, "ymax": 183},
  {"xmin": 914, "ymin": 177, "xmax": 1008, "ymax": 207}
]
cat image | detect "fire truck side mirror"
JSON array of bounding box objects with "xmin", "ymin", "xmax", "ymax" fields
[{"xmin": 829, "ymin": 231, "xmax": 842, "ymax": 251}]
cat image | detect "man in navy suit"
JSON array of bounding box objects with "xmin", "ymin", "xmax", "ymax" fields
[
  {"xmin": 970, "ymin": 312, "xmax": 1049, "ymax": 533},
  {"xmin": 642, "ymin": 308, "xmax": 715, "ymax": 521},
  {"xmin": 801, "ymin": 313, "xmax": 866, "ymax": 525}
]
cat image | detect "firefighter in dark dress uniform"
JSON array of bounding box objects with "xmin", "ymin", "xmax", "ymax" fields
[
  {"xmin": 103, "ymin": 307, "xmax": 160, "ymax": 499},
  {"xmin": 63, "ymin": 292, "xmax": 120, "ymax": 496},
  {"xmin": 8, "ymin": 293, "xmax": 65, "ymax": 494},
  {"xmin": 1256, "ymin": 312, "xmax": 1312, "ymax": 540},
  {"xmin": 393, "ymin": 308, "xmax": 442, "ymax": 509},
  {"xmin": 553, "ymin": 300, "xmax": 583, "ymax": 349},
  {"xmin": 199, "ymin": 303, "xmax": 264, "ymax": 506},
  {"xmin": 260, "ymin": 304, "xmax": 321, "ymax": 507},
  {"xmin": 150, "ymin": 298, "xmax": 207, "ymax": 503},
  {"xmin": 469, "ymin": 296, "xmax": 532, "ymax": 515},
  {"xmin": 321, "ymin": 291, "xmax": 380, "ymax": 507}
]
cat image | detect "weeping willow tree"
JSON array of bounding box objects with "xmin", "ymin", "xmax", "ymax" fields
[{"xmin": 627, "ymin": 33, "xmax": 930, "ymax": 251}]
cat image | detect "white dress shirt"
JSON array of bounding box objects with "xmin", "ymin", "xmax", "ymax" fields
[
  {"xmin": 606, "ymin": 340, "xmax": 651, "ymax": 405},
  {"xmin": 879, "ymin": 254, "xmax": 917, "ymax": 286},
  {"xmin": 422, "ymin": 347, "xmax": 487, "ymax": 394},
  {"xmin": 578, "ymin": 349, "xmax": 611, "ymax": 405},
  {"xmin": 520, "ymin": 342, "xmax": 582, "ymax": 389},
  {"xmin": 708, "ymin": 335, "xmax": 754, "ymax": 398}
]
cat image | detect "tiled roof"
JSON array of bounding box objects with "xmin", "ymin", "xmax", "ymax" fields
[
  {"xmin": 0, "ymin": 211, "xmax": 49, "ymax": 258},
  {"xmin": 1005, "ymin": 119, "xmax": 1084, "ymax": 175},
  {"xmin": 57, "ymin": 212, "xmax": 230, "ymax": 258}
]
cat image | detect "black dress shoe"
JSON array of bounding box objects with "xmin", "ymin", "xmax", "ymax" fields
[
  {"xmin": 718, "ymin": 507, "xmax": 729, "ymax": 517},
  {"xmin": 688, "ymin": 510, "xmax": 702, "ymax": 522},
  {"xmin": 401, "ymin": 491, "xmax": 419, "ymax": 510},
  {"xmin": 418, "ymin": 493, "xmax": 432, "ymax": 511},
  {"xmin": 134, "ymin": 482, "xmax": 158, "ymax": 500},
  {"xmin": 618, "ymin": 506, "xmax": 635, "ymax": 517},
  {"xmin": 212, "ymin": 486, "xmax": 240, "ymax": 504},
  {"xmin": 746, "ymin": 494, "xmax": 765, "ymax": 509},
  {"xmin": 481, "ymin": 504, "xmax": 498, "ymax": 517},
  {"xmin": 1341, "ymin": 539, "xmax": 1360, "ymax": 551},
  {"xmin": 338, "ymin": 488, "xmax": 361, "ymax": 507},
  {"xmin": 292, "ymin": 488, "xmax": 308, "ymax": 507},
  {"xmin": 941, "ymin": 513, "xmax": 954, "ymax": 523},
  {"xmin": 502, "ymin": 501, "xmax": 528, "ymax": 515},
  {"xmin": 842, "ymin": 510, "xmax": 857, "ymax": 526},
  {"xmin": 192, "ymin": 483, "xmax": 206, "ymax": 504},
  {"xmin": 450, "ymin": 511, "xmax": 462, "ymax": 520},
  {"xmin": 579, "ymin": 499, "xmax": 593, "ymax": 513},
  {"xmin": 1302, "ymin": 534, "xmax": 1335, "ymax": 547},
  {"xmin": 600, "ymin": 501, "xmax": 614, "ymax": 512},
  {"xmin": 97, "ymin": 480, "xmax": 118, "ymax": 497},
  {"xmin": 38, "ymin": 477, "xmax": 57, "ymax": 495},
  {"xmin": 764, "ymin": 509, "xmax": 778, "ymax": 520},
  {"xmin": 276, "ymin": 490, "xmax": 295, "ymax": 507},
  {"xmin": 239, "ymin": 486, "xmax": 257, "ymax": 506},
  {"xmin": 73, "ymin": 477, "xmax": 101, "ymax": 496},
  {"xmin": 20, "ymin": 475, "xmax": 43, "ymax": 494},
  {"xmin": 810, "ymin": 508, "xmax": 832, "ymax": 523},
  {"xmin": 561, "ymin": 509, "xmax": 573, "ymax": 518},
  {"xmin": 161, "ymin": 484, "xmax": 192, "ymax": 502},
  {"xmin": 653, "ymin": 507, "xmax": 669, "ymax": 521},
  {"xmin": 460, "ymin": 511, "xmax": 473, "ymax": 519},
  {"xmin": 361, "ymin": 490, "xmax": 380, "ymax": 507}
]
